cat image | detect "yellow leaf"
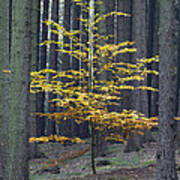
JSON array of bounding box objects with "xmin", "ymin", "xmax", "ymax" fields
[{"xmin": 2, "ymin": 69, "xmax": 11, "ymax": 74}]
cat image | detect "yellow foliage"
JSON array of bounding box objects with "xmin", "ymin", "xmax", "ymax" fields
[
  {"xmin": 29, "ymin": 2, "xmax": 161, "ymax": 145},
  {"xmin": 136, "ymin": 86, "xmax": 159, "ymax": 92},
  {"xmin": 29, "ymin": 135, "xmax": 85, "ymax": 144}
]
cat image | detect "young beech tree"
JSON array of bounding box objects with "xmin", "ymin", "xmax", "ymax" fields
[{"xmin": 30, "ymin": 0, "xmax": 158, "ymax": 174}]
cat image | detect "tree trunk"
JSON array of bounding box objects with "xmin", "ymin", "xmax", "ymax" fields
[
  {"xmin": 62, "ymin": 0, "xmax": 71, "ymax": 71},
  {"xmin": 0, "ymin": 0, "xmax": 10, "ymax": 178},
  {"xmin": 94, "ymin": 0, "xmax": 108, "ymax": 158},
  {"xmin": 59, "ymin": 0, "xmax": 71, "ymax": 137},
  {"xmin": 77, "ymin": 2, "xmax": 90, "ymax": 138},
  {"xmin": 147, "ymin": 0, "xmax": 159, "ymax": 118},
  {"xmin": 175, "ymin": 0, "xmax": 180, "ymax": 150},
  {"xmin": 116, "ymin": 0, "xmax": 132, "ymax": 111},
  {"xmin": 175, "ymin": 0, "xmax": 180, "ymax": 119},
  {"xmin": 29, "ymin": 0, "xmax": 41, "ymax": 159},
  {"xmin": 131, "ymin": 0, "xmax": 147, "ymax": 114},
  {"xmin": 156, "ymin": 0, "xmax": 178, "ymax": 179},
  {"xmin": 4, "ymin": 0, "xmax": 31, "ymax": 179},
  {"xmin": 150, "ymin": 1, "xmax": 159, "ymax": 118},
  {"xmin": 47, "ymin": 0, "xmax": 59, "ymax": 136},
  {"xmin": 124, "ymin": 0, "xmax": 154, "ymax": 153},
  {"xmin": 36, "ymin": 0, "xmax": 49, "ymax": 137},
  {"xmin": 68, "ymin": 1, "xmax": 80, "ymax": 137},
  {"xmin": 105, "ymin": 0, "xmax": 114, "ymax": 44}
]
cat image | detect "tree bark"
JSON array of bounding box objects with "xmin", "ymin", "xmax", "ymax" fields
[
  {"xmin": 29, "ymin": 0, "xmax": 41, "ymax": 159},
  {"xmin": 77, "ymin": 1, "xmax": 90, "ymax": 138},
  {"xmin": 36, "ymin": 0, "xmax": 49, "ymax": 137},
  {"xmin": 105, "ymin": 0, "xmax": 114, "ymax": 44},
  {"xmin": 4, "ymin": 0, "xmax": 32, "ymax": 179},
  {"xmin": 156, "ymin": 0, "xmax": 178, "ymax": 179},
  {"xmin": 131, "ymin": 0, "xmax": 147, "ymax": 114},
  {"xmin": 147, "ymin": 0, "xmax": 159, "ymax": 117},
  {"xmin": 62, "ymin": 0, "xmax": 71, "ymax": 71},
  {"xmin": 94, "ymin": 0, "xmax": 108, "ymax": 158},
  {"xmin": 0, "ymin": 0, "xmax": 10, "ymax": 178},
  {"xmin": 174, "ymin": 0, "xmax": 180, "ymax": 150},
  {"xmin": 59, "ymin": 0, "xmax": 72, "ymax": 137},
  {"xmin": 47, "ymin": 0, "xmax": 59, "ymax": 136},
  {"xmin": 124, "ymin": 0, "xmax": 154, "ymax": 153},
  {"xmin": 116, "ymin": 0, "xmax": 132, "ymax": 111},
  {"xmin": 68, "ymin": 1, "xmax": 80, "ymax": 137}
]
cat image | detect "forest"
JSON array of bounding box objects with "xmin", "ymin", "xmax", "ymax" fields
[{"xmin": 0, "ymin": 0, "xmax": 180, "ymax": 180}]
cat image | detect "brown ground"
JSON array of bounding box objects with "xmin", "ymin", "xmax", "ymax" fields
[{"xmin": 29, "ymin": 141, "xmax": 180, "ymax": 180}]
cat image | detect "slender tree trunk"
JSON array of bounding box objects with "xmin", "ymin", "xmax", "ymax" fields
[
  {"xmin": 72, "ymin": 1, "xmax": 80, "ymax": 71},
  {"xmin": 156, "ymin": 1, "xmax": 178, "ymax": 179},
  {"xmin": 131, "ymin": 0, "xmax": 147, "ymax": 114},
  {"xmin": 59, "ymin": 0, "xmax": 72, "ymax": 136},
  {"xmin": 29, "ymin": 0, "xmax": 41, "ymax": 159},
  {"xmin": 62, "ymin": 0, "xmax": 71, "ymax": 71},
  {"xmin": 47, "ymin": 0, "xmax": 59, "ymax": 136},
  {"xmin": 78, "ymin": 2, "xmax": 90, "ymax": 138},
  {"xmin": 105, "ymin": 0, "xmax": 114, "ymax": 44},
  {"xmin": 175, "ymin": 1, "xmax": 180, "ymax": 118},
  {"xmin": 94, "ymin": 0, "xmax": 108, "ymax": 158},
  {"xmin": 152, "ymin": 2, "xmax": 159, "ymax": 118},
  {"xmin": 88, "ymin": 0, "xmax": 96, "ymax": 174},
  {"xmin": 36, "ymin": 0, "xmax": 49, "ymax": 137},
  {"xmin": 4, "ymin": 0, "xmax": 32, "ymax": 179},
  {"xmin": 68, "ymin": 1, "xmax": 80, "ymax": 137},
  {"xmin": 174, "ymin": 0, "xmax": 180, "ymax": 150},
  {"xmin": 147, "ymin": 0, "xmax": 159, "ymax": 118},
  {"xmin": 116, "ymin": 0, "xmax": 131, "ymax": 111}
]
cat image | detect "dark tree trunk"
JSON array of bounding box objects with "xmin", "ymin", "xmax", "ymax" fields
[
  {"xmin": 36, "ymin": 0, "xmax": 49, "ymax": 137},
  {"xmin": 60, "ymin": 0, "xmax": 82, "ymax": 137},
  {"xmin": 116, "ymin": 0, "xmax": 132, "ymax": 111},
  {"xmin": 131, "ymin": 0, "xmax": 147, "ymax": 115},
  {"xmin": 68, "ymin": 1, "xmax": 81, "ymax": 137},
  {"xmin": 147, "ymin": 0, "xmax": 159, "ymax": 118},
  {"xmin": 47, "ymin": 0, "xmax": 59, "ymax": 136},
  {"xmin": 59, "ymin": 0, "xmax": 72, "ymax": 137},
  {"xmin": 174, "ymin": 0, "xmax": 180, "ymax": 150},
  {"xmin": 156, "ymin": 1, "xmax": 178, "ymax": 179},
  {"xmin": 77, "ymin": 2, "xmax": 90, "ymax": 139},
  {"xmin": 29, "ymin": 0, "xmax": 41, "ymax": 159},
  {"xmin": 124, "ymin": 0, "xmax": 154, "ymax": 153},
  {"xmin": 93, "ymin": 0, "xmax": 108, "ymax": 158},
  {"xmin": 105, "ymin": 0, "xmax": 114, "ymax": 44},
  {"xmin": 62, "ymin": 0, "xmax": 71, "ymax": 71}
]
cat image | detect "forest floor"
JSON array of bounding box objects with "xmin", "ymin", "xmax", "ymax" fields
[{"xmin": 29, "ymin": 139, "xmax": 180, "ymax": 180}]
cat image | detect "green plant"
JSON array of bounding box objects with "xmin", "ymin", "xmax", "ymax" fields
[{"xmin": 141, "ymin": 160, "xmax": 156, "ymax": 166}]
